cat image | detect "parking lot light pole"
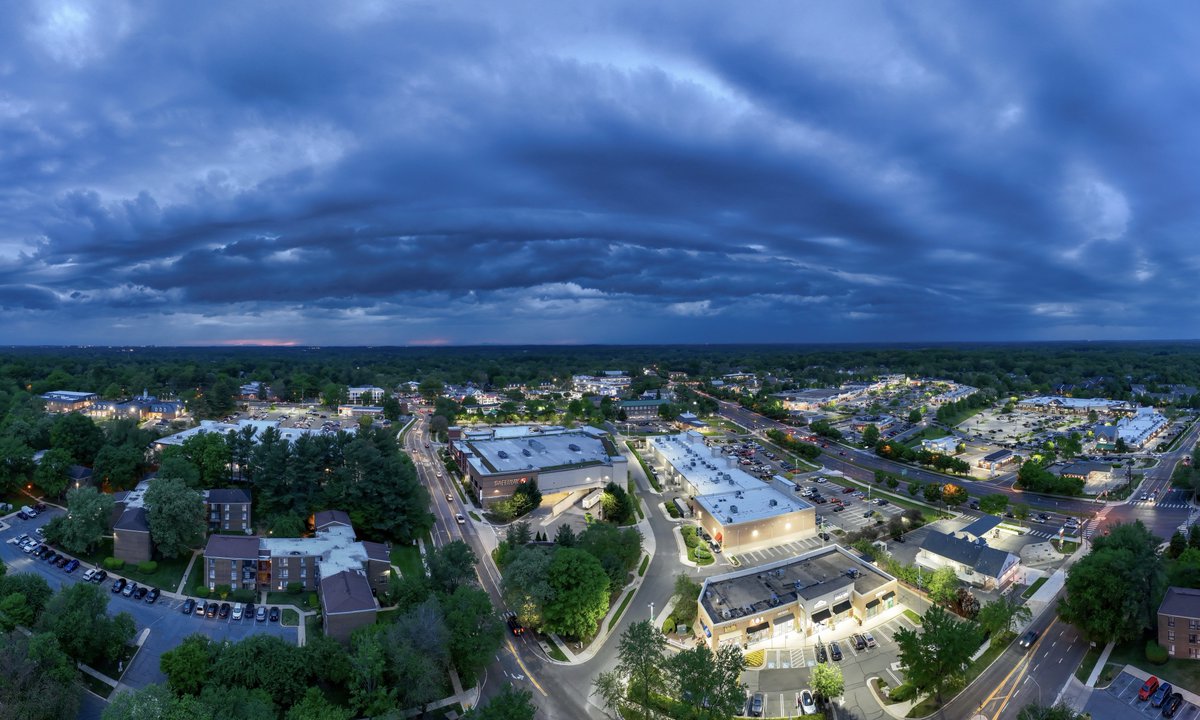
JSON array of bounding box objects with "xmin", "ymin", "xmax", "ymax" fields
[{"xmin": 649, "ymin": 602, "xmax": 655, "ymax": 622}]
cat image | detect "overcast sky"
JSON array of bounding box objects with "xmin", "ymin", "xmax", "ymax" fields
[{"xmin": 2, "ymin": 1, "xmax": 1197, "ymax": 346}]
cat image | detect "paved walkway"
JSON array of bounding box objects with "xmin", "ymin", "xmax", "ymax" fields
[{"xmin": 174, "ymin": 549, "xmax": 201, "ymax": 594}]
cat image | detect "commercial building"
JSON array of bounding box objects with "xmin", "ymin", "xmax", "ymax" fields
[
  {"xmin": 347, "ymin": 386, "xmax": 386, "ymax": 404},
  {"xmin": 928, "ymin": 384, "xmax": 978, "ymax": 406},
  {"xmin": 205, "ymin": 488, "xmax": 252, "ymax": 534},
  {"xmin": 1158, "ymin": 587, "xmax": 1200, "ymax": 659},
  {"xmin": 978, "ymin": 449, "xmax": 1016, "ymax": 472},
  {"xmin": 646, "ymin": 432, "xmax": 816, "ymax": 552},
  {"xmin": 920, "ymin": 436, "xmax": 960, "ymax": 455},
  {"xmin": 571, "ymin": 373, "xmax": 631, "ymax": 397},
  {"xmin": 153, "ymin": 418, "xmax": 323, "ymax": 451},
  {"xmin": 620, "ymin": 398, "xmax": 671, "ymax": 420},
  {"xmin": 87, "ymin": 392, "xmax": 186, "ymax": 422},
  {"xmin": 1017, "ymin": 396, "xmax": 1133, "ymax": 415},
  {"xmin": 1059, "ymin": 461, "xmax": 1113, "ymax": 484},
  {"xmin": 1092, "ymin": 407, "xmax": 1169, "ymax": 449},
  {"xmin": 203, "ymin": 511, "xmax": 389, "ymax": 642},
  {"xmin": 40, "ymin": 390, "xmax": 99, "ymax": 413},
  {"xmin": 696, "ymin": 545, "xmax": 900, "ymax": 650},
  {"xmin": 916, "ymin": 516, "xmax": 1020, "ymax": 590},
  {"xmin": 450, "ymin": 426, "xmax": 627, "ymax": 507},
  {"xmin": 772, "ymin": 388, "xmax": 862, "ymax": 412}
]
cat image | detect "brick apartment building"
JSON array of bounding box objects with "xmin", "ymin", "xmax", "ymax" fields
[
  {"xmin": 204, "ymin": 488, "xmax": 252, "ymax": 533},
  {"xmin": 203, "ymin": 510, "xmax": 389, "ymax": 642},
  {"xmin": 1159, "ymin": 587, "xmax": 1200, "ymax": 659}
]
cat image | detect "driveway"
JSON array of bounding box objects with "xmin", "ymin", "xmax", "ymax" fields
[{"xmin": 0, "ymin": 510, "xmax": 299, "ymax": 692}]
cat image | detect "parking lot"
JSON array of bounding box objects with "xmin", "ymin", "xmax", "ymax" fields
[
  {"xmin": 1088, "ymin": 671, "xmax": 1200, "ymax": 720},
  {"xmin": 744, "ymin": 609, "xmax": 918, "ymax": 719},
  {"xmin": 0, "ymin": 509, "xmax": 299, "ymax": 691}
]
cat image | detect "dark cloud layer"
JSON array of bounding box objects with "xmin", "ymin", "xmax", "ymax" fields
[{"xmin": 1, "ymin": 0, "xmax": 1197, "ymax": 345}]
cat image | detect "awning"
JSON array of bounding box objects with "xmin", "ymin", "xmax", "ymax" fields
[
  {"xmin": 865, "ymin": 598, "xmax": 880, "ymax": 609},
  {"xmin": 772, "ymin": 615, "xmax": 794, "ymax": 626},
  {"xmin": 747, "ymin": 622, "xmax": 770, "ymax": 635},
  {"xmin": 833, "ymin": 601, "xmax": 852, "ymax": 615},
  {"xmin": 882, "ymin": 591, "xmax": 896, "ymax": 602},
  {"xmin": 811, "ymin": 609, "xmax": 831, "ymax": 623}
]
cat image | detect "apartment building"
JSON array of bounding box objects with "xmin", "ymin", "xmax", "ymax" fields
[
  {"xmin": 1159, "ymin": 587, "xmax": 1200, "ymax": 659},
  {"xmin": 204, "ymin": 488, "xmax": 252, "ymax": 534}
]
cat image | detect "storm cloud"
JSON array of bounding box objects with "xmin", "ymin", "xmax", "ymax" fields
[{"xmin": 1, "ymin": 0, "xmax": 1198, "ymax": 345}]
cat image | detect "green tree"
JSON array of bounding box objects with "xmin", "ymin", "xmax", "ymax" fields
[
  {"xmin": 908, "ymin": 408, "xmax": 922, "ymax": 423},
  {"xmin": 0, "ymin": 631, "xmax": 80, "ymax": 720},
  {"xmin": 198, "ymin": 685, "xmax": 277, "ymax": 720},
  {"xmin": 616, "ymin": 620, "xmax": 666, "ymax": 713},
  {"xmin": 441, "ymin": 585, "xmax": 504, "ymax": 683},
  {"xmin": 50, "ymin": 486, "xmax": 114, "ymax": 554},
  {"xmin": 592, "ymin": 669, "xmax": 627, "ymax": 718},
  {"xmin": 1058, "ymin": 521, "xmax": 1164, "ymax": 644},
  {"xmin": 926, "ymin": 566, "xmax": 959, "ymax": 606},
  {"xmin": 862, "ymin": 424, "xmax": 880, "ymax": 447},
  {"xmin": 976, "ymin": 595, "xmax": 1032, "ymax": 638},
  {"xmin": 156, "ymin": 449, "xmax": 202, "ymax": 489},
  {"xmin": 321, "ymin": 383, "xmax": 346, "ymax": 409},
  {"xmin": 923, "ymin": 482, "xmax": 943, "ymax": 504},
  {"xmin": 672, "ymin": 574, "xmax": 702, "ymax": 626},
  {"xmin": 39, "ymin": 582, "xmax": 136, "ymax": 666},
  {"xmin": 543, "ymin": 547, "xmax": 610, "ymax": 638},
  {"xmin": 427, "ymin": 540, "xmax": 479, "ymax": 595},
  {"xmin": 33, "ymin": 447, "xmax": 73, "ymax": 498},
  {"xmin": 159, "ymin": 633, "xmax": 216, "ymax": 696},
  {"xmin": 1016, "ymin": 702, "xmax": 1090, "ymax": 720},
  {"xmin": 145, "ymin": 477, "xmax": 205, "ymax": 559},
  {"xmin": 1168, "ymin": 530, "xmax": 1188, "ymax": 559},
  {"xmin": 102, "ymin": 683, "xmax": 211, "ymax": 720},
  {"xmin": 1190, "ymin": 523, "xmax": 1200, "ymax": 550},
  {"xmin": 0, "ymin": 573, "xmax": 52, "ymax": 624},
  {"xmin": 0, "ymin": 593, "xmax": 34, "ymax": 631},
  {"xmin": 287, "ymin": 687, "xmax": 355, "ymax": 720},
  {"xmin": 501, "ymin": 547, "xmax": 555, "ymax": 630},
  {"xmin": 665, "ymin": 643, "xmax": 747, "ymax": 718},
  {"xmin": 380, "ymin": 396, "xmax": 403, "ymax": 422},
  {"xmin": 463, "ymin": 683, "xmax": 537, "ymax": 720},
  {"xmin": 1168, "ymin": 547, "xmax": 1200, "ymax": 588},
  {"xmin": 0, "ymin": 436, "xmax": 35, "ymax": 496},
  {"xmin": 349, "ymin": 626, "xmax": 393, "ymax": 716},
  {"xmin": 1012, "ymin": 503, "xmax": 1030, "ymax": 521},
  {"xmin": 894, "ymin": 605, "xmax": 984, "ymax": 707},
  {"xmin": 554, "ymin": 523, "xmax": 577, "ymax": 547},
  {"xmin": 49, "ymin": 413, "xmax": 104, "ymax": 466},
  {"xmin": 578, "ymin": 522, "xmax": 642, "ymax": 590},
  {"xmin": 92, "ymin": 443, "xmax": 144, "ymax": 489},
  {"xmin": 811, "ymin": 662, "xmax": 845, "ymax": 700}
]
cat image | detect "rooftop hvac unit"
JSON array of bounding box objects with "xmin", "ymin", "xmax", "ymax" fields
[
  {"xmin": 725, "ymin": 516, "xmax": 733, "ymax": 523},
  {"xmin": 730, "ymin": 505, "xmax": 739, "ymax": 514},
  {"xmin": 522, "ymin": 448, "xmax": 532, "ymax": 456},
  {"xmin": 497, "ymin": 450, "xmax": 509, "ymax": 459},
  {"xmin": 769, "ymin": 499, "xmax": 778, "ymax": 507},
  {"xmin": 568, "ymin": 443, "xmax": 581, "ymax": 451}
]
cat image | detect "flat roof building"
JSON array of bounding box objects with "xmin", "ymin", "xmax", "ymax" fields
[
  {"xmin": 696, "ymin": 545, "xmax": 900, "ymax": 650},
  {"xmin": 41, "ymin": 390, "xmax": 99, "ymax": 413},
  {"xmin": 1017, "ymin": 396, "xmax": 1133, "ymax": 414},
  {"xmin": 153, "ymin": 419, "xmax": 325, "ymax": 451},
  {"xmin": 450, "ymin": 426, "xmax": 628, "ymax": 506},
  {"xmin": 646, "ymin": 432, "xmax": 816, "ymax": 552}
]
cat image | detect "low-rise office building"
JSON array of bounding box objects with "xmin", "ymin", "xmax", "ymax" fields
[
  {"xmin": 696, "ymin": 545, "xmax": 900, "ymax": 650},
  {"xmin": 1059, "ymin": 461, "xmax": 1113, "ymax": 483},
  {"xmin": 620, "ymin": 398, "xmax": 671, "ymax": 419},
  {"xmin": 41, "ymin": 390, "xmax": 99, "ymax": 413},
  {"xmin": 978, "ymin": 449, "xmax": 1017, "ymax": 472},
  {"xmin": 916, "ymin": 516, "xmax": 1020, "ymax": 590},
  {"xmin": 646, "ymin": 432, "xmax": 816, "ymax": 552},
  {"xmin": 88, "ymin": 392, "xmax": 186, "ymax": 421},
  {"xmin": 1159, "ymin": 587, "xmax": 1200, "ymax": 659},
  {"xmin": 153, "ymin": 419, "xmax": 322, "ymax": 451},
  {"xmin": 347, "ymin": 386, "xmax": 386, "ymax": 404},
  {"xmin": 1092, "ymin": 407, "xmax": 1169, "ymax": 449},
  {"xmin": 1017, "ymin": 396, "xmax": 1133, "ymax": 415},
  {"xmin": 920, "ymin": 436, "xmax": 960, "ymax": 454},
  {"xmin": 203, "ymin": 511, "xmax": 389, "ymax": 643},
  {"xmin": 450, "ymin": 426, "xmax": 627, "ymax": 507}
]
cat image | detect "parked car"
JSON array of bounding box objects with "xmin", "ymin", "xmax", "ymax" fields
[
  {"xmin": 44, "ymin": 551, "xmax": 59, "ymax": 564},
  {"xmin": 112, "ymin": 578, "xmax": 127, "ymax": 594},
  {"xmin": 863, "ymin": 511, "xmax": 873, "ymax": 518},
  {"xmin": 232, "ymin": 603, "xmax": 244, "ymax": 621},
  {"xmin": 1151, "ymin": 683, "xmax": 1173, "ymax": 708},
  {"xmin": 829, "ymin": 642, "xmax": 842, "ymax": 661},
  {"xmin": 875, "ymin": 498, "xmax": 889, "ymax": 506},
  {"xmin": 92, "ymin": 570, "xmax": 108, "ymax": 584},
  {"xmin": 34, "ymin": 502, "xmax": 46, "ymax": 512},
  {"xmin": 269, "ymin": 607, "xmax": 280, "ymax": 622},
  {"xmin": 15, "ymin": 512, "xmax": 29, "ymax": 520},
  {"xmin": 1163, "ymin": 692, "xmax": 1184, "ymax": 718},
  {"xmin": 122, "ymin": 582, "xmax": 137, "ymax": 598},
  {"xmin": 83, "ymin": 568, "xmax": 96, "ymax": 582},
  {"xmin": 842, "ymin": 486, "xmax": 856, "ymax": 494},
  {"xmin": 133, "ymin": 586, "xmax": 148, "ymax": 600},
  {"xmin": 245, "ymin": 603, "xmax": 255, "ymax": 620},
  {"xmin": 256, "ymin": 606, "xmax": 267, "ymax": 622},
  {"xmin": 800, "ymin": 689, "xmax": 818, "ymax": 715},
  {"xmin": 833, "ymin": 505, "xmax": 845, "ymax": 513},
  {"xmin": 1138, "ymin": 676, "xmax": 1160, "ymax": 701},
  {"xmin": 55, "ymin": 556, "xmax": 70, "ymax": 568},
  {"xmin": 852, "ymin": 633, "xmax": 867, "ymax": 651},
  {"xmin": 816, "ymin": 644, "xmax": 827, "ymax": 663},
  {"xmin": 818, "ymin": 532, "xmax": 831, "ymax": 542},
  {"xmin": 181, "ymin": 598, "xmax": 195, "ymax": 615},
  {"xmin": 145, "ymin": 588, "xmax": 160, "ymax": 604},
  {"xmin": 206, "ymin": 602, "xmax": 219, "ymax": 618},
  {"xmin": 749, "ymin": 692, "xmax": 764, "ymax": 717},
  {"xmin": 863, "ymin": 632, "xmax": 877, "ymax": 648},
  {"xmin": 64, "ymin": 559, "xmax": 79, "ymax": 573}
]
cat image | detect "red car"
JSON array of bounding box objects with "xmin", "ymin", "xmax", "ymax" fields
[{"xmin": 1138, "ymin": 676, "xmax": 1159, "ymax": 701}]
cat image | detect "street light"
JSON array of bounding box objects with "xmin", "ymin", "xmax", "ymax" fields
[{"xmin": 649, "ymin": 602, "xmax": 655, "ymax": 622}]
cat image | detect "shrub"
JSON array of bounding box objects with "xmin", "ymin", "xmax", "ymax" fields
[
  {"xmin": 665, "ymin": 502, "xmax": 681, "ymax": 519},
  {"xmin": 103, "ymin": 557, "xmax": 124, "ymax": 570},
  {"xmin": 693, "ymin": 546, "xmax": 712, "ymax": 560},
  {"xmin": 194, "ymin": 586, "xmax": 210, "ymax": 598},
  {"xmin": 662, "ymin": 615, "xmax": 676, "ymax": 634},
  {"xmin": 307, "ymin": 592, "xmax": 319, "ymax": 608},
  {"xmin": 137, "ymin": 561, "xmax": 158, "ymax": 574},
  {"xmin": 286, "ymin": 582, "xmax": 303, "ymax": 595},
  {"xmin": 215, "ymin": 584, "xmax": 231, "ymax": 599},
  {"xmin": 681, "ymin": 526, "xmax": 700, "ymax": 548},
  {"xmin": 1146, "ymin": 640, "xmax": 1169, "ymax": 665},
  {"xmin": 889, "ymin": 683, "xmax": 916, "ymax": 702}
]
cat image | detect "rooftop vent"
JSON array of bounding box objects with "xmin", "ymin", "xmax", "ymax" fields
[
  {"xmin": 522, "ymin": 448, "xmax": 532, "ymax": 457},
  {"xmin": 730, "ymin": 505, "xmax": 739, "ymax": 514},
  {"xmin": 497, "ymin": 450, "xmax": 509, "ymax": 459},
  {"xmin": 568, "ymin": 443, "xmax": 581, "ymax": 452},
  {"xmin": 769, "ymin": 499, "xmax": 778, "ymax": 507}
]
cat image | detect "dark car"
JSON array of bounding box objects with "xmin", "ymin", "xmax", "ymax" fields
[
  {"xmin": 1162, "ymin": 692, "xmax": 1184, "ymax": 718},
  {"xmin": 818, "ymin": 532, "xmax": 831, "ymax": 541},
  {"xmin": 876, "ymin": 498, "xmax": 889, "ymax": 506},
  {"xmin": 206, "ymin": 602, "xmax": 219, "ymax": 618},
  {"xmin": 504, "ymin": 611, "xmax": 524, "ymax": 636},
  {"xmin": 1019, "ymin": 630, "xmax": 1039, "ymax": 650},
  {"xmin": 133, "ymin": 586, "xmax": 149, "ymax": 600},
  {"xmin": 64, "ymin": 559, "xmax": 79, "ymax": 573},
  {"xmin": 863, "ymin": 511, "xmax": 873, "ymax": 518},
  {"xmin": 55, "ymin": 556, "xmax": 70, "ymax": 568},
  {"xmin": 145, "ymin": 588, "xmax": 160, "ymax": 604},
  {"xmin": 895, "ymin": 535, "xmax": 906, "ymax": 543},
  {"xmin": 815, "ymin": 644, "xmax": 827, "ymax": 663},
  {"xmin": 92, "ymin": 569, "xmax": 108, "ymax": 584},
  {"xmin": 833, "ymin": 505, "xmax": 844, "ymax": 512},
  {"xmin": 181, "ymin": 598, "xmax": 195, "ymax": 615},
  {"xmin": 34, "ymin": 502, "xmax": 46, "ymax": 512},
  {"xmin": 44, "ymin": 551, "xmax": 59, "ymax": 564},
  {"xmin": 112, "ymin": 578, "xmax": 127, "ymax": 593},
  {"xmin": 829, "ymin": 642, "xmax": 842, "ymax": 661},
  {"xmin": 749, "ymin": 692, "xmax": 764, "ymax": 717},
  {"xmin": 842, "ymin": 486, "xmax": 855, "ymax": 494},
  {"xmin": 852, "ymin": 633, "xmax": 867, "ymax": 651},
  {"xmin": 15, "ymin": 511, "xmax": 29, "ymax": 520},
  {"xmin": 269, "ymin": 607, "xmax": 280, "ymax": 622},
  {"xmin": 218, "ymin": 602, "xmax": 231, "ymax": 619},
  {"xmin": 1151, "ymin": 683, "xmax": 1173, "ymax": 708},
  {"xmin": 245, "ymin": 602, "xmax": 255, "ymax": 619}
]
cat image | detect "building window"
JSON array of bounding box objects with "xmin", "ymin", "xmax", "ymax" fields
[
  {"xmin": 1168, "ymin": 631, "xmax": 1175, "ymax": 642},
  {"xmin": 1168, "ymin": 617, "xmax": 1176, "ymax": 628},
  {"xmin": 1191, "ymin": 634, "xmax": 1198, "ymax": 644},
  {"xmin": 280, "ymin": 569, "xmax": 289, "ymax": 579}
]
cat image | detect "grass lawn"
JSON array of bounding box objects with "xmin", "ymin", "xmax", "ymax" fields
[
  {"xmin": 1076, "ymin": 645, "xmax": 1104, "ymax": 683},
  {"xmin": 902, "ymin": 427, "xmax": 951, "ymax": 448},
  {"xmin": 377, "ymin": 608, "xmax": 398, "ymax": 624},
  {"xmin": 903, "ymin": 609, "xmax": 922, "ymax": 625},
  {"xmin": 305, "ymin": 613, "xmax": 321, "ymax": 637},
  {"xmin": 942, "ymin": 406, "xmax": 986, "ymax": 428},
  {"xmin": 1105, "ymin": 637, "xmax": 1200, "ymax": 691},
  {"xmin": 266, "ymin": 590, "xmax": 319, "ymax": 610},
  {"xmin": 75, "ymin": 539, "xmax": 193, "ymax": 592},
  {"xmin": 390, "ymin": 543, "xmax": 424, "ymax": 578},
  {"xmin": 628, "ymin": 479, "xmax": 645, "ymax": 520},
  {"xmin": 1021, "ymin": 577, "xmax": 1048, "ymax": 599},
  {"xmin": 468, "ymin": 511, "xmax": 482, "ymax": 522},
  {"xmin": 608, "ymin": 590, "xmax": 635, "ymax": 631},
  {"xmin": 281, "ymin": 609, "xmax": 300, "ymax": 626},
  {"xmin": 94, "ymin": 642, "xmax": 139, "ymax": 681},
  {"xmin": 638, "ymin": 555, "xmax": 649, "ymax": 577},
  {"xmin": 543, "ymin": 634, "xmax": 568, "ymax": 662},
  {"xmin": 832, "ymin": 476, "xmax": 948, "ymax": 518}
]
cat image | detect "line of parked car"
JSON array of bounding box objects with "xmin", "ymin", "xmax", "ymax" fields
[
  {"xmin": 179, "ymin": 597, "xmax": 280, "ymax": 623},
  {"xmin": 814, "ymin": 632, "xmax": 877, "ymax": 664},
  {"xmin": 1139, "ymin": 676, "xmax": 1185, "ymax": 718}
]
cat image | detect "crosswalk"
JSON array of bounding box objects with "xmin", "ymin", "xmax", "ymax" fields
[{"xmin": 1128, "ymin": 500, "xmax": 1192, "ymax": 509}]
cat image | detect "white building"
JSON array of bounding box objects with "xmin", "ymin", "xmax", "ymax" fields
[
  {"xmin": 920, "ymin": 436, "xmax": 960, "ymax": 454},
  {"xmin": 347, "ymin": 386, "xmax": 386, "ymax": 404}
]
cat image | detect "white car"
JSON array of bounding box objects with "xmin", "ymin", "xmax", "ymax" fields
[
  {"xmin": 455, "ymin": 513, "xmax": 466, "ymax": 524},
  {"xmin": 232, "ymin": 603, "xmax": 244, "ymax": 621},
  {"xmin": 83, "ymin": 568, "xmax": 96, "ymax": 581},
  {"xmin": 800, "ymin": 689, "xmax": 818, "ymax": 714}
]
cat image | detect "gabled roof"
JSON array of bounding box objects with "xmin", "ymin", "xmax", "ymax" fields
[
  {"xmin": 919, "ymin": 531, "xmax": 1016, "ymax": 580},
  {"xmin": 114, "ymin": 507, "xmax": 150, "ymax": 533},
  {"xmin": 361, "ymin": 541, "xmax": 389, "ymax": 563},
  {"xmin": 320, "ymin": 570, "xmax": 377, "ymax": 614},
  {"xmin": 1159, "ymin": 587, "xmax": 1200, "ymax": 619},
  {"xmin": 205, "ymin": 488, "xmax": 252, "ymax": 505},
  {"xmin": 205, "ymin": 534, "xmax": 261, "ymax": 560},
  {"xmin": 314, "ymin": 510, "xmax": 353, "ymax": 530},
  {"xmin": 959, "ymin": 515, "xmax": 1001, "ymax": 539}
]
